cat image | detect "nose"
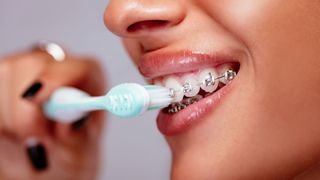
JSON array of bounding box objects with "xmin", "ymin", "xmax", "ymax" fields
[{"xmin": 104, "ymin": 0, "xmax": 186, "ymax": 37}]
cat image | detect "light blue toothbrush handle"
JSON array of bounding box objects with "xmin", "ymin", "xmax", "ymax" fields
[
  {"xmin": 44, "ymin": 84, "xmax": 150, "ymax": 122},
  {"xmin": 44, "ymin": 87, "xmax": 106, "ymax": 123},
  {"xmin": 44, "ymin": 83, "xmax": 171, "ymax": 123}
]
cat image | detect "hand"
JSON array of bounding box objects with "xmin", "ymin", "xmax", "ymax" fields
[{"xmin": 0, "ymin": 46, "xmax": 106, "ymax": 180}]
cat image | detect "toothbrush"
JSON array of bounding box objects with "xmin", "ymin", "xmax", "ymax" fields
[
  {"xmin": 44, "ymin": 83, "xmax": 173, "ymax": 123},
  {"xmin": 44, "ymin": 69, "xmax": 237, "ymax": 123}
]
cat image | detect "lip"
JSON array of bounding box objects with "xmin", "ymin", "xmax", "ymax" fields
[
  {"xmin": 139, "ymin": 51, "xmax": 240, "ymax": 136},
  {"xmin": 139, "ymin": 51, "xmax": 238, "ymax": 79},
  {"xmin": 157, "ymin": 82, "xmax": 234, "ymax": 135}
]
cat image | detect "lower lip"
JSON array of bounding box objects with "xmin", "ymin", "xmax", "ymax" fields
[{"xmin": 156, "ymin": 81, "xmax": 234, "ymax": 136}]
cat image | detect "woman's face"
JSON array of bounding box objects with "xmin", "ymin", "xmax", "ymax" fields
[{"xmin": 104, "ymin": 0, "xmax": 320, "ymax": 178}]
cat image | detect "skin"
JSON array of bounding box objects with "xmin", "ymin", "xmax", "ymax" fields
[
  {"xmin": 1, "ymin": 0, "xmax": 320, "ymax": 179},
  {"xmin": 104, "ymin": 0, "xmax": 320, "ymax": 179},
  {"xmin": 0, "ymin": 51, "xmax": 106, "ymax": 179}
]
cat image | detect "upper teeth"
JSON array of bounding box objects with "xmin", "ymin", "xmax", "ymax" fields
[
  {"xmin": 164, "ymin": 76, "xmax": 185, "ymax": 102},
  {"xmin": 199, "ymin": 68, "xmax": 219, "ymax": 93},
  {"xmin": 217, "ymin": 64, "xmax": 236, "ymax": 84},
  {"xmin": 224, "ymin": 70, "xmax": 237, "ymax": 81},
  {"xmin": 154, "ymin": 65, "xmax": 237, "ymax": 103},
  {"xmin": 182, "ymin": 74, "xmax": 200, "ymax": 98}
]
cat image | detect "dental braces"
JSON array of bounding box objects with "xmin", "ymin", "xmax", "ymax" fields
[
  {"xmin": 166, "ymin": 69, "xmax": 236, "ymax": 113},
  {"xmin": 167, "ymin": 95, "xmax": 204, "ymax": 113},
  {"xmin": 169, "ymin": 69, "xmax": 237, "ymax": 98}
]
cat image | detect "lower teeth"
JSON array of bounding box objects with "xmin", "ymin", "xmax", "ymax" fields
[{"xmin": 166, "ymin": 94, "xmax": 208, "ymax": 114}]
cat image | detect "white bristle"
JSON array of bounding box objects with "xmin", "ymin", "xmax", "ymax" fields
[{"xmin": 146, "ymin": 86, "xmax": 173, "ymax": 109}]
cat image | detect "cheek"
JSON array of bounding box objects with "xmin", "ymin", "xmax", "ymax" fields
[
  {"xmin": 196, "ymin": 0, "xmax": 320, "ymax": 167},
  {"xmin": 169, "ymin": 2, "xmax": 320, "ymax": 177},
  {"xmin": 209, "ymin": 0, "xmax": 320, "ymax": 112}
]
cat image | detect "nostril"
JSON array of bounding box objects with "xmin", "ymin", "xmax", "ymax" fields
[{"xmin": 127, "ymin": 20, "xmax": 170, "ymax": 33}]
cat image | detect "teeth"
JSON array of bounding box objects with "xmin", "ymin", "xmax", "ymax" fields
[
  {"xmin": 217, "ymin": 64, "xmax": 234, "ymax": 84},
  {"xmin": 182, "ymin": 74, "xmax": 200, "ymax": 97},
  {"xmin": 224, "ymin": 70, "xmax": 237, "ymax": 82},
  {"xmin": 167, "ymin": 95, "xmax": 204, "ymax": 114},
  {"xmin": 164, "ymin": 76, "xmax": 184, "ymax": 102},
  {"xmin": 181, "ymin": 95, "xmax": 204, "ymax": 105},
  {"xmin": 198, "ymin": 68, "xmax": 219, "ymax": 93},
  {"xmin": 156, "ymin": 66, "xmax": 237, "ymax": 113}
]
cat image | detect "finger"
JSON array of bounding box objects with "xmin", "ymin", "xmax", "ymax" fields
[
  {"xmin": 54, "ymin": 111, "xmax": 106, "ymax": 148},
  {"xmin": 1, "ymin": 52, "xmax": 52, "ymax": 140},
  {"xmin": 0, "ymin": 52, "xmax": 53, "ymax": 173}
]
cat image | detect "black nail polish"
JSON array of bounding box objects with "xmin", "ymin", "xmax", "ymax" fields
[
  {"xmin": 72, "ymin": 115, "xmax": 90, "ymax": 130},
  {"xmin": 26, "ymin": 138, "xmax": 48, "ymax": 171},
  {"xmin": 22, "ymin": 82, "xmax": 43, "ymax": 99}
]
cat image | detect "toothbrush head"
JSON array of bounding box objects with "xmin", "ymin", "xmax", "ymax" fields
[{"xmin": 105, "ymin": 83, "xmax": 173, "ymax": 118}]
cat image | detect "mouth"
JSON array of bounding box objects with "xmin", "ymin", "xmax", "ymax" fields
[{"xmin": 140, "ymin": 51, "xmax": 241, "ymax": 135}]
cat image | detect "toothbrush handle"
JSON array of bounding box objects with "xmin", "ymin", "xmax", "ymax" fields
[
  {"xmin": 44, "ymin": 83, "xmax": 170, "ymax": 122},
  {"xmin": 44, "ymin": 87, "xmax": 107, "ymax": 123},
  {"xmin": 43, "ymin": 84, "xmax": 149, "ymax": 122}
]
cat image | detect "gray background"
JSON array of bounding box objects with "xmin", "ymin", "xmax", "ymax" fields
[{"xmin": 0, "ymin": 0, "xmax": 171, "ymax": 179}]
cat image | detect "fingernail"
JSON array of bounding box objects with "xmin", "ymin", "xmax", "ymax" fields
[
  {"xmin": 22, "ymin": 82, "xmax": 43, "ymax": 99},
  {"xmin": 26, "ymin": 138, "xmax": 48, "ymax": 171},
  {"xmin": 72, "ymin": 115, "xmax": 90, "ymax": 130}
]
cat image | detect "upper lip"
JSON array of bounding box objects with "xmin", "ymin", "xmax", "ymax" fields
[{"xmin": 139, "ymin": 50, "xmax": 239, "ymax": 79}]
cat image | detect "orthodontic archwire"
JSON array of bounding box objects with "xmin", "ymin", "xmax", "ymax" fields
[{"xmin": 168, "ymin": 69, "xmax": 237, "ymax": 98}]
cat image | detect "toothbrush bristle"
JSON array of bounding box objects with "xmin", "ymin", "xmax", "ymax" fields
[{"xmin": 146, "ymin": 86, "xmax": 173, "ymax": 108}]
